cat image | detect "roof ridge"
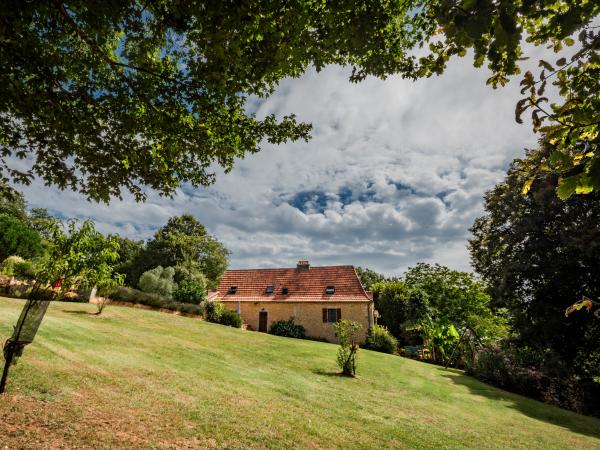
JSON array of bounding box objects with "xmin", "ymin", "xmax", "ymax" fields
[{"xmin": 225, "ymin": 264, "xmax": 355, "ymax": 272}]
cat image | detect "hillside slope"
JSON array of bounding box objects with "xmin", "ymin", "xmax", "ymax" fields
[{"xmin": 0, "ymin": 297, "xmax": 599, "ymax": 449}]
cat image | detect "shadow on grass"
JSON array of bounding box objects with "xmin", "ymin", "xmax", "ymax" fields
[
  {"xmin": 62, "ymin": 310, "xmax": 96, "ymax": 316},
  {"xmin": 311, "ymin": 369, "xmax": 348, "ymax": 378},
  {"xmin": 438, "ymin": 367, "xmax": 600, "ymax": 440}
]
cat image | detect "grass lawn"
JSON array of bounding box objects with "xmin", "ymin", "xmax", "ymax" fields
[{"xmin": 0, "ymin": 297, "xmax": 599, "ymax": 449}]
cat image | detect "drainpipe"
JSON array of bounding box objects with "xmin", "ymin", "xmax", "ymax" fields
[
  {"xmin": 368, "ymin": 302, "xmax": 373, "ymax": 329},
  {"xmin": 237, "ymin": 300, "xmax": 241, "ymax": 314}
]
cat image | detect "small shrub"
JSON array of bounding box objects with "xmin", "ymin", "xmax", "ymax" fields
[
  {"xmin": 139, "ymin": 266, "xmax": 177, "ymax": 298},
  {"xmin": 333, "ymin": 320, "xmax": 362, "ymax": 376},
  {"xmin": 201, "ymin": 300, "xmax": 225, "ymax": 323},
  {"xmin": 13, "ymin": 260, "xmax": 36, "ymax": 280},
  {"xmin": 0, "ymin": 256, "xmax": 25, "ymax": 276},
  {"xmin": 270, "ymin": 318, "xmax": 306, "ymax": 339},
  {"xmin": 219, "ymin": 308, "xmax": 243, "ymax": 328},
  {"xmin": 364, "ymin": 325, "xmax": 398, "ymax": 354},
  {"xmin": 173, "ymin": 279, "xmax": 206, "ymax": 304},
  {"xmin": 178, "ymin": 303, "xmax": 203, "ymax": 315}
]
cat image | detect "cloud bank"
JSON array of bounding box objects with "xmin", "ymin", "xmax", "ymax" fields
[{"xmin": 19, "ymin": 53, "xmax": 545, "ymax": 276}]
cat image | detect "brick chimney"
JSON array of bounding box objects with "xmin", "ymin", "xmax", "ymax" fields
[{"xmin": 296, "ymin": 260, "xmax": 310, "ymax": 271}]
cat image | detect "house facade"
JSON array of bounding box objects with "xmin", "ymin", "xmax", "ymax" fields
[{"xmin": 211, "ymin": 261, "xmax": 374, "ymax": 342}]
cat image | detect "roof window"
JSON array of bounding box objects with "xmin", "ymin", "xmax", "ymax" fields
[
  {"xmin": 282, "ymin": 287, "xmax": 289, "ymax": 295},
  {"xmin": 325, "ymin": 286, "xmax": 335, "ymax": 295},
  {"xmin": 265, "ymin": 285, "xmax": 274, "ymax": 294},
  {"xmin": 228, "ymin": 286, "xmax": 237, "ymax": 294}
]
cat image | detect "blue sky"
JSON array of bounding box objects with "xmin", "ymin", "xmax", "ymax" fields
[{"xmin": 17, "ymin": 49, "xmax": 551, "ymax": 276}]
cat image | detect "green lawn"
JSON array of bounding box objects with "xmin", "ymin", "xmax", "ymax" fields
[{"xmin": 1, "ymin": 297, "xmax": 599, "ymax": 449}]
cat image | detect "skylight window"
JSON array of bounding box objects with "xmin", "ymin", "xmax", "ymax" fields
[
  {"xmin": 265, "ymin": 285, "xmax": 274, "ymax": 294},
  {"xmin": 325, "ymin": 286, "xmax": 335, "ymax": 295},
  {"xmin": 228, "ymin": 286, "xmax": 237, "ymax": 294},
  {"xmin": 282, "ymin": 287, "xmax": 289, "ymax": 295}
]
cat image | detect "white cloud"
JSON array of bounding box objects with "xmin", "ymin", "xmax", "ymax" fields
[{"xmin": 17, "ymin": 48, "xmax": 556, "ymax": 276}]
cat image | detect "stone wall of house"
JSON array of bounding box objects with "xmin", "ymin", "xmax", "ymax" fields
[{"xmin": 221, "ymin": 300, "xmax": 372, "ymax": 342}]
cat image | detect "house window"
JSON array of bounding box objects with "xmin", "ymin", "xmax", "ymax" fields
[{"xmin": 322, "ymin": 308, "xmax": 341, "ymax": 323}]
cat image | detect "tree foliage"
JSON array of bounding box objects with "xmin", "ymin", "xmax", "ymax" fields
[
  {"xmin": 0, "ymin": 185, "xmax": 27, "ymax": 222},
  {"xmin": 403, "ymin": 263, "xmax": 506, "ymax": 343},
  {"xmin": 134, "ymin": 215, "xmax": 229, "ymax": 289},
  {"xmin": 470, "ymin": 156, "xmax": 600, "ymax": 377},
  {"xmin": 173, "ymin": 279, "xmax": 206, "ymax": 305},
  {"xmin": 333, "ymin": 320, "xmax": 362, "ymax": 377},
  {"xmin": 0, "ymin": 214, "xmax": 43, "ymax": 261},
  {"xmin": 108, "ymin": 234, "xmax": 145, "ymax": 286},
  {"xmin": 138, "ymin": 266, "xmax": 176, "ymax": 299},
  {"xmin": 36, "ymin": 218, "xmax": 124, "ymax": 296},
  {"xmin": 0, "ymin": 1, "xmax": 423, "ymax": 201},
  {"xmin": 408, "ymin": 1, "xmax": 600, "ymax": 198},
  {"xmin": 355, "ymin": 266, "xmax": 395, "ymax": 291},
  {"xmin": 371, "ymin": 281, "xmax": 430, "ymax": 341},
  {"xmin": 29, "ymin": 208, "xmax": 62, "ymax": 242}
]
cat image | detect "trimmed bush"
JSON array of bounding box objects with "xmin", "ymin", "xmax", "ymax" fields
[
  {"xmin": 139, "ymin": 266, "xmax": 176, "ymax": 298},
  {"xmin": 106, "ymin": 286, "xmax": 202, "ymax": 316},
  {"xmin": 270, "ymin": 318, "xmax": 306, "ymax": 339},
  {"xmin": 173, "ymin": 279, "xmax": 206, "ymax": 304},
  {"xmin": 201, "ymin": 300, "xmax": 225, "ymax": 323},
  {"xmin": 219, "ymin": 308, "xmax": 243, "ymax": 328},
  {"xmin": 364, "ymin": 325, "xmax": 398, "ymax": 354},
  {"xmin": 0, "ymin": 256, "xmax": 25, "ymax": 276},
  {"xmin": 13, "ymin": 260, "xmax": 36, "ymax": 280}
]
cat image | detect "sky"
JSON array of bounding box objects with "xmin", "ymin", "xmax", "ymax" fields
[{"xmin": 17, "ymin": 51, "xmax": 549, "ymax": 277}]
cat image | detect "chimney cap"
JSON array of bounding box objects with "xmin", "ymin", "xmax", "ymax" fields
[{"xmin": 296, "ymin": 260, "xmax": 310, "ymax": 270}]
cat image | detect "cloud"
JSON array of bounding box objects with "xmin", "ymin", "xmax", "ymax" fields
[{"xmin": 16, "ymin": 49, "xmax": 552, "ymax": 277}]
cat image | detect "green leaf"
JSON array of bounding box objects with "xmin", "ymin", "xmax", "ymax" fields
[{"xmin": 556, "ymin": 176, "xmax": 578, "ymax": 200}]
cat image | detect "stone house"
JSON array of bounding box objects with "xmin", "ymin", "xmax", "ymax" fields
[{"xmin": 210, "ymin": 261, "xmax": 374, "ymax": 342}]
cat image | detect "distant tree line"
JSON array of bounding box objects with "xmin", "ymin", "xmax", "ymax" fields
[{"xmin": 0, "ymin": 185, "xmax": 230, "ymax": 311}]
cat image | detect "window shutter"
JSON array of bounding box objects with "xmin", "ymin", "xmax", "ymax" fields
[
  {"xmin": 337, "ymin": 308, "xmax": 342, "ymax": 321},
  {"xmin": 322, "ymin": 308, "xmax": 327, "ymax": 323}
]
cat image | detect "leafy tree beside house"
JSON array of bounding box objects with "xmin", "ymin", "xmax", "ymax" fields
[
  {"xmin": 356, "ymin": 267, "xmax": 390, "ymax": 291},
  {"xmin": 470, "ymin": 153, "xmax": 600, "ymax": 380},
  {"xmin": 403, "ymin": 263, "xmax": 507, "ymax": 344},
  {"xmin": 132, "ymin": 215, "xmax": 229, "ymax": 289},
  {"xmin": 370, "ymin": 281, "xmax": 430, "ymax": 344}
]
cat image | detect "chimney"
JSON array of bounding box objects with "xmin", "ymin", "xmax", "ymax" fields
[{"xmin": 296, "ymin": 260, "xmax": 310, "ymax": 271}]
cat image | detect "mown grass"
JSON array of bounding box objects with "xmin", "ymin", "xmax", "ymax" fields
[{"xmin": 0, "ymin": 297, "xmax": 599, "ymax": 449}]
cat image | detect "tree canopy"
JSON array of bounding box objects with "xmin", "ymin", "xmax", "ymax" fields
[
  {"xmin": 403, "ymin": 263, "xmax": 506, "ymax": 342},
  {"xmin": 132, "ymin": 214, "xmax": 229, "ymax": 288},
  {"xmin": 0, "ymin": 1, "xmax": 420, "ymax": 202},
  {"xmin": 470, "ymin": 154, "xmax": 600, "ymax": 377},
  {"xmin": 2, "ymin": 2, "xmax": 597, "ymax": 201},
  {"xmin": 408, "ymin": 1, "xmax": 600, "ymax": 199},
  {"xmin": 0, "ymin": 214, "xmax": 43, "ymax": 261}
]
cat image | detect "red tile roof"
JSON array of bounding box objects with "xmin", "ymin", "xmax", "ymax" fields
[{"xmin": 216, "ymin": 265, "xmax": 371, "ymax": 302}]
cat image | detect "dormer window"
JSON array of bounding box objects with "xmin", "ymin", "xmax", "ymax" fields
[
  {"xmin": 265, "ymin": 285, "xmax": 274, "ymax": 294},
  {"xmin": 228, "ymin": 286, "xmax": 237, "ymax": 294},
  {"xmin": 282, "ymin": 287, "xmax": 289, "ymax": 295},
  {"xmin": 325, "ymin": 286, "xmax": 335, "ymax": 295}
]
